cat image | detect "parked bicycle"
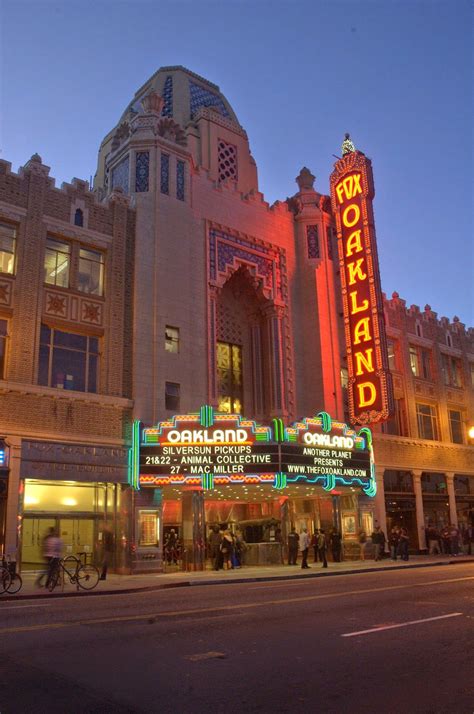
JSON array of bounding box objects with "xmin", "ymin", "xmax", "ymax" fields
[
  {"xmin": 1, "ymin": 554, "xmax": 22, "ymax": 594},
  {"xmin": 47, "ymin": 555, "xmax": 100, "ymax": 592},
  {"xmin": 0, "ymin": 560, "xmax": 11, "ymax": 595}
]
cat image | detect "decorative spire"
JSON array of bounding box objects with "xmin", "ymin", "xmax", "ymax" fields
[
  {"xmin": 295, "ymin": 166, "xmax": 315, "ymax": 191},
  {"xmin": 341, "ymin": 133, "xmax": 356, "ymax": 156}
]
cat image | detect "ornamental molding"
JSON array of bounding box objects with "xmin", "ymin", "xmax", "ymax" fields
[
  {"xmin": 0, "ymin": 203, "xmax": 28, "ymax": 220},
  {"xmin": 0, "ymin": 379, "xmax": 133, "ymax": 409},
  {"xmin": 193, "ymin": 106, "xmax": 247, "ymax": 138},
  {"xmin": 43, "ymin": 288, "xmax": 104, "ymax": 328},
  {"xmin": 43, "ymin": 219, "xmax": 112, "ymax": 247}
]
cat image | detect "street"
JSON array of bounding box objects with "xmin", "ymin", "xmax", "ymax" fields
[{"xmin": 1, "ymin": 563, "xmax": 473, "ymax": 713}]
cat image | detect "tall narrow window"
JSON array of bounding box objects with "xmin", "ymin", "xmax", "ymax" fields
[
  {"xmin": 160, "ymin": 153, "xmax": 169, "ymax": 195},
  {"xmin": 387, "ymin": 340, "xmax": 397, "ymax": 371},
  {"xmin": 416, "ymin": 403, "xmax": 439, "ymax": 441},
  {"xmin": 135, "ymin": 151, "xmax": 149, "ymax": 193},
  {"xmin": 165, "ymin": 382, "xmax": 180, "ymax": 411},
  {"xmin": 409, "ymin": 345, "xmax": 419, "ymax": 377},
  {"xmin": 441, "ymin": 354, "xmax": 462, "ymax": 387},
  {"xmin": 0, "ymin": 223, "xmax": 16, "ymax": 274},
  {"xmin": 176, "ymin": 159, "xmax": 185, "ymax": 201},
  {"xmin": 39, "ymin": 325, "xmax": 99, "ymax": 393},
  {"xmin": 44, "ymin": 238, "xmax": 70, "ymax": 288},
  {"xmin": 470, "ymin": 362, "xmax": 474, "ymax": 388},
  {"xmin": 217, "ymin": 341, "xmax": 243, "ymax": 414},
  {"xmin": 448, "ymin": 410, "xmax": 463, "ymax": 444},
  {"xmin": 420, "ymin": 349, "xmax": 432, "ymax": 380},
  {"xmin": 74, "ymin": 209, "xmax": 84, "ymax": 227},
  {"xmin": 165, "ymin": 326, "xmax": 179, "ymax": 353},
  {"xmin": 0, "ymin": 319, "xmax": 8, "ymax": 378},
  {"xmin": 78, "ymin": 248, "xmax": 105, "ymax": 296}
]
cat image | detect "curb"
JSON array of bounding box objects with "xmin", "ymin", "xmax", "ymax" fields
[{"xmin": 2, "ymin": 557, "xmax": 473, "ymax": 602}]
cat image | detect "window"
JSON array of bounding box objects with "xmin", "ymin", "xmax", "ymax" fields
[
  {"xmin": 176, "ymin": 159, "xmax": 185, "ymax": 201},
  {"xmin": 409, "ymin": 345, "xmax": 432, "ymax": 379},
  {"xmin": 340, "ymin": 367, "xmax": 348, "ymax": 389},
  {"xmin": 217, "ymin": 341, "xmax": 243, "ymax": 414},
  {"xmin": 0, "ymin": 223, "xmax": 16, "ymax": 274},
  {"xmin": 416, "ymin": 322, "xmax": 423, "ymax": 338},
  {"xmin": 383, "ymin": 470, "xmax": 414, "ymax": 493},
  {"xmin": 44, "ymin": 238, "xmax": 70, "ymax": 288},
  {"xmin": 165, "ymin": 382, "xmax": 180, "ymax": 411},
  {"xmin": 39, "ymin": 325, "xmax": 99, "ymax": 393},
  {"xmin": 160, "ymin": 153, "xmax": 169, "ymax": 195},
  {"xmin": 470, "ymin": 363, "xmax": 474, "ymax": 388},
  {"xmin": 441, "ymin": 353, "xmax": 462, "ymax": 388},
  {"xmin": 165, "ymin": 326, "xmax": 179, "ymax": 353},
  {"xmin": 421, "ymin": 472, "xmax": 447, "ymax": 494},
  {"xmin": 138, "ymin": 510, "xmax": 160, "ymax": 547},
  {"xmin": 78, "ymin": 248, "xmax": 104, "ymax": 296},
  {"xmin": 74, "ymin": 209, "xmax": 84, "ymax": 227},
  {"xmin": 0, "ymin": 319, "xmax": 8, "ymax": 378},
  {"xmin": 218, "ymin": 139, "xmax": 238, "ymax": 182},
  {"xmin": 416, "ymin": 403, "xmax": 439, "ymax": 440},
  {"xmin": 454, "ymin": 475, "xmax": 471, "ymax": 494},
  {"xmin": 448, "ymin": 410, "xmax": 464, "ymax": 444},
  {"xmin": 387, "ymin": 340, "xmax": 397, "ymax": 371},
  {"xmin": 381, "ymin": 398, "xmax": 408, "ymax": 436},
  {"xmin": 446, "ymin": 333, "xmax": 452, "ymax": 348}
]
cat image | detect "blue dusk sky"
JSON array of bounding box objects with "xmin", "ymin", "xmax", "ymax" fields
[{"xmin": 1, "ymin": 0, "xmax": 472, "ymax": 325}]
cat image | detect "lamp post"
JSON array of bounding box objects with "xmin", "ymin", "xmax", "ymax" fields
[{"xmin": 468, "ymin": 425, "xmax": 474, "ymax": 443}]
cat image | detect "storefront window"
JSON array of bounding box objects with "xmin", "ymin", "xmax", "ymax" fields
[
  {"xmin": 454, "ymin": 475, "xmax": 471, "ymax": 495},
  {"xmin": 23, "ymin": 480, "xmax": 110, "ymax": 513},
  {"xmin": 384, "ymin": 470, "xmax": 413, "ymax": 492},
  {"xmin": 421, "ymin": 473, "xmax": 447, "ymax": 494},
  {"xmin": 138, "ymin": 510, "xmax": 160, "ymax": 546}
]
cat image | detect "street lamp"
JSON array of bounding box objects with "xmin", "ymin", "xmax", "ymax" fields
[{"xmin": 468, "ymin": 425, "xmax": 474, "ymax": 443}]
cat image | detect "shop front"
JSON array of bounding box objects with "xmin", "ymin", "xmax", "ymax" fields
[
  {"xmin": 19, "ymin": 440, "xmax": 129, "ymax": 572},
  {"xmin": 129, "ymin": 407, "xmax": 377, "ymax": 571}
]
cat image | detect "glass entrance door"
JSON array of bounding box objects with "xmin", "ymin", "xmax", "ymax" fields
[
  {"xmin": 21, "ymin": 517, "xmax": 56, "ymax": 569},
  {"xmin": 59, "ymin": 518, "xmax": 95, "ymax": 562}
]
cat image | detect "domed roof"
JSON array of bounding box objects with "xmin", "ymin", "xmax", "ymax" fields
[{"xmin": 119, "ymin": 65, "xmax": 240, "ymax": 130}]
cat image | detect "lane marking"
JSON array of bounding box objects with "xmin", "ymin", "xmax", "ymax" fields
[
  {"xmin": 184, "ymin": 651, "xmax": 227, "ymax": 661},
  {"xmin": 341, "ymin": 612, "xmax": 464, "ymax": 637},
  {"xmin": 1, "ymin": 574, "xmax": 473, "ymax": 635}
]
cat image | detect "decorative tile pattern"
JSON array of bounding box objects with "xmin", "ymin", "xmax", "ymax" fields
[
  {"xmin": 82, "ymin": 302, "xmax": 102, "ymax": 324},
  {"xmin": 46, "ymin": 293, "xmax": 67, "ymax": 316},
  {"xmin": 160, "ymin": 153, "xmax": 169, "ymax": 195},
  {"xmin": 43, "ymin": 289, "xmax": 104, "ymax": 327},
  {"xmin": 111, "ymin": 156, "xmax": 129, "ymax": 194},
  {"xmin": 135, "ymin": 151, "xmax": 149, "ymax": 193},
  {"xmin": 162, "ymin": 75, "xmax": 173, "ymax": 117},
  {"xmin": 218, "ymin": 139, "xmax": 238, "ymax": 182},
  {"xmin": 306, "ymin": 225, "xmax": 320, "ymax": 259},
  {"xmin": 326, "ymin": 226, "xmax": 334, "ymax": 260},
  {"xmin": 176, "ymin": 160, "xmax": 185, "ymax": 201},
  {"xmin": 189, "ymin": 81, "xmax": 230, "ymax": 119}
]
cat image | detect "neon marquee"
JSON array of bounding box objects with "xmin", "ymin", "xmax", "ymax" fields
[
  {"xmin": 330, "ymin": 151, "xmax": 393, "ymax": 425},
  {"xmin": 129, "ymin": 406, "xmax": 376, "ymax": 497}
]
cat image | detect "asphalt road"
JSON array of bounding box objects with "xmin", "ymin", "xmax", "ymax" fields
[{"xmin": 1, "ymin": 563, "xmax": 473, "ymax": 714}]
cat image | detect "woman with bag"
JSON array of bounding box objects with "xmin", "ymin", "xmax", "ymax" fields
[{"xmin": 220, "ymin": 527, "xmax": 234, "ymax": 570}]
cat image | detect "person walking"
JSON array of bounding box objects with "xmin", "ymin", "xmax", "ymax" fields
[
  {"xmin": 208, "ymin": 525, "xmax": 222, "ymax": 570},
  {"xmin": 299, "ymin": 528, "xmax": 310, "ymax": 569},
  {"xmin": 35, "ymin": 527, "xmax": 55, "ymax": 588},
  {"xmin": 426, "ymin": 525, "xmax": 441, "ymax": 555},
  {"xmin": 220, "ymin": 528, "xmax": 234, "ymax": 570},
  {"xmin": 399, "ymin": 527, "xmax": 409, "ymax": 561},
  {"xmin": 358, "ymin": 529, "xmax": 367, "ymax": 560},
  {"xmin": 463, "ymin": 524, "xmax": 474, "ymax": 556},
  {"xmin": 371, "ymin": 525, "xmax": 385, "ymax": 561},
  {"xmin": 450, "ymin": 524, "xmax": 460, "ymax": 556},
  {"xmin": 44, "ymin": 529, "xmax": 63, "ymax": 589},
  {"xmin": 100, "ymin": 525, "xmax": 114, "ymax": 580},
  {"xmin": 318, "ymin": 529, "xmax": 328, "ymax": 568},
  {"xmin": 311, "ymin": 529, "xmax": 320, "ymax": 563},
  {"xmin": 287, "ymin": 527, "xmax": 299, "ymax": 565}
]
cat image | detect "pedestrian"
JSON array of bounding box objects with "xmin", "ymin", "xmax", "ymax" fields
[
  {"xmin": 234, "ymin": 529, "xmax": 246, "ymax": 567},
  {"xmin": 100, "ymin": 525, "xmax": 114, "ymax": 580},
  {"xmin": 311, "ymin": 529, "xmax": 320, "ymax": 563},
  {"xmin": 389, "ymin": 526, "xmax": 399, "ymax": 560},
  {"xmin": 299, "ymin": 528, "xmax": 310, "ymax": 569},
  {"xmin": 399, "ymin": 527, "xmax": 409, "ymax": 561},
  {"xmin": 318, "ymin": 529, "xmax": 328, "ymax": 568},
  {"xmin": 35, "ymin": 526, "xmax": 55, "ymax": 588},
  {"xmin": 426, "ymin": 524, "xmax": 441, "ymax": 555},
  {"xmin": 220, "ymin": 527, "xmax": 234, "ymax": 570},
  {"xmin": 450, "ymin": 524, "xmax": 460, "ymax": 556},
  {"xmin": 358, "ymin": 529, "xmax": 367, "ymax": 560},
  {"xmin": 371, "ymin": 525, "xmax": 385, "ymax": 561},
  {"xmin": 440, "ymin": 526, "xmax": 450, "ymax": 555},
  {"xmin": 208, "ymin": 525, "xmax": 222, "ymax": 570},
  {"xmin": 44, "ymin": 529, "xmax": 63, "ymax": 589},
  {"xmin": 287, "ymin": 527, "xmax": 299, "ymax": 565},
  {"xmin": 463, "ymin": 524, "xmax": 474, "ymax": 556},
  {"xmin": 330, "ymin": 528, "xmax": 342, "ymax": 562}
]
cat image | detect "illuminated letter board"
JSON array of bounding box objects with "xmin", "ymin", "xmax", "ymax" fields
[
  {"xmin": 129, "ymin": 407, "xmax": 376, "ymax": 497},
  {"xmin": 330, "ymin": 151, "xmax": 393, "ymax": 425}
]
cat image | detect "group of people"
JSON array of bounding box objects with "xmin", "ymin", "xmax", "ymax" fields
[
  {"xmin": 288, "ymin": 527, "xmax": 343, "ymax": 569},
  {"xmin": 163, "ymin": 529, "xmax": 182, "ymax": 565},
  {"xmin": 207, "ymin": 525, "xmax": 247, "ymax": 570},
  {"xmin": 425, "ymin": 523, "xmax": 473, "ymax": 556}
]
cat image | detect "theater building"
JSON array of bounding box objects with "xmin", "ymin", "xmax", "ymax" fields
[{"xmin": 1, "ymin": 65, "xmax": 472, "ymax": 572}]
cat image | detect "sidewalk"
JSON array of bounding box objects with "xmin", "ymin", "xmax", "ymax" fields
[{"xmin": 3, "ymin": 555, "xmax": 474, "ymax": 602}]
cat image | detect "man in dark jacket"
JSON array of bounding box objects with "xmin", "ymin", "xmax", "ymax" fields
[
  {"xmin": 288, "ymin": 527, "xmax": 299, "ymax": 565},
  {"xmin": 371, "ymin": 526, "xmax": 386, "ymax": 561}
]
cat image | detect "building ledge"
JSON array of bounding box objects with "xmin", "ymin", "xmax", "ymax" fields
[{"xmin": 0, "ymin": 379, "xmax": 133, "ymax": 409}]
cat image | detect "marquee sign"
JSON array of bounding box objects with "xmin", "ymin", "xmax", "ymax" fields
[
  {"xmin": 129, "ymin": 406, "xmax": 376, "ymax": 496},
  {"xmin": 330, "ymin": 150, "xmax": 393, "ymax": 425}
]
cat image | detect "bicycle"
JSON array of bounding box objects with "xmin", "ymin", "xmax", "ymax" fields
[
  {"xmin": 1, "ymin": 554, "xmax": 22, "ymax": 594},
  {"xmin": 0, "ymin": 562, "xmax": 11, "ymax": 595},
  {"xmin": 47, "ymin": 555, "xmax": 100, "ymax": 592}
]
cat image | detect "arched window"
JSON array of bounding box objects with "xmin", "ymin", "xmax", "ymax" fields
[{"xmin": 74, "ymin": 208, "xmax": 83, "ymax": 227}]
